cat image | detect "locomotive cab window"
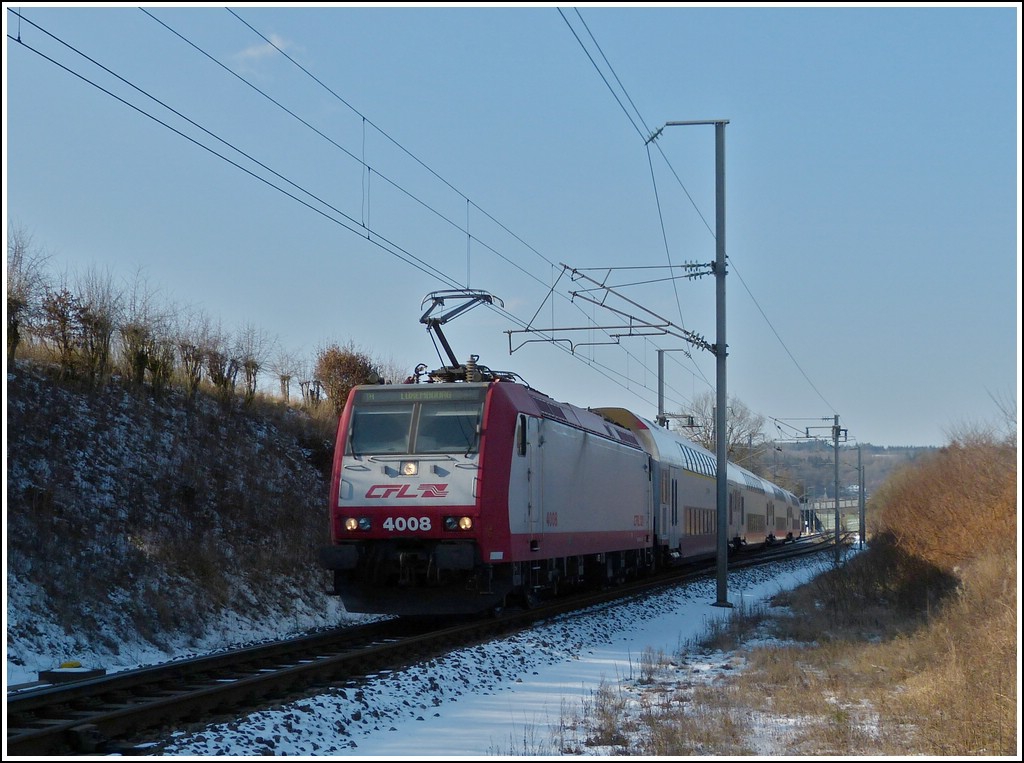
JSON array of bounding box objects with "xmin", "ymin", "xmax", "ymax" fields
[
  {"xmin": 415, "ymin": 402, "xmax": 481, "ymax": 453},
  {"xmin": 347, "ymin": 387, "xmax": 486, "ymax": 456},
  {"xmin": 350, "ymin": 406, "xmax": 413, "ymax": 454}
]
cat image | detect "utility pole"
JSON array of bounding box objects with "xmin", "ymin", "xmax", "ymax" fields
[
  {"xmin": 712, "ymin": 120, "xmax": 729, "ymax": 608},
  {"xmin": 648, "ymin": 119, "xmax": 731, "ymax": 607},
  {"xmin": 858, "ymin": 444, "xmax": 865, "ymax": 550},
  {"xmin": 833, "ymin": 414, "xmax": 841, "ymax": 565},
  {"xmin": 802, "ymin": 416, "xmax": 848, "ymax": 560}
]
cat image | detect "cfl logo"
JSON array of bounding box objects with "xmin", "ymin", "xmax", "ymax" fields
[{"xmin": 365, "ymin": 483, "xmax": 450, "ymax": 499}]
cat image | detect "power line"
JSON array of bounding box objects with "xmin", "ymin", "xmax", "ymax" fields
[
  {"xmin": 7, "ymin": 8, "xmax": 704, "ymax": 417},
  {"xmin": 560, "ymin": 7, "xmax": 710, "ymax": 392},
  {"xmin": 557, "ymin": 7, "xmax": 647, "ymax": 142},
  {"xmin": 557, "ymin": 7, "xmax": 838, "ymax": 417},
  {"xmin": 5, "ymin": 16, "xmax": 455, "ymax": 288},
  {"xmin": 142, "ymin": 8, "xmax": 547, "ymax": 291},
  {"xmin": 218, "ymin": 7, "xmax": 701, "ymax": 411}
]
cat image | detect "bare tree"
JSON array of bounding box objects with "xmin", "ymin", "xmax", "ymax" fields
[
  {"xmin": 235, "ymin": 321, "xmax": 276, "ymax": 405},
  {"xmin": 118, "ymin": 267, "xmax": 173, "ymax": 388},
  {"xmin": 269, "ymin": 346, "xmax": 304, "ymax": 403},
  {"xmin": 74, "ymin": 265, "xmax": 121, "ymax": 388},
  {"xmin": 299, "ymin": 377, "xmax": 323, "ymax": 407},
  {"xmin": 146, "ymin": 334, "xmax": 177, "ymax": 399},
  {"xmin": 295, "ymin": 355, "xmax": 321, "ymax": 408},
  {"xmin": 373, "ymin": 351, "xmax": 412, "ymax": 385},
  {"xmin": 986, "ymin": 386, "xmax": 1017, "ymax": 446},
  {"xmin": 39, "ymin": 268, "xmax": 80, "ymax": 378},
  {"xmin": 204, "ymin": 324, "xmax": 239, "ymax": 403},
  {"xmin": 674, "ymin": 389, "xmax": 766, "ymax": 461},
  {"xmin": 6, "ymin": 221, "xmax": 51, "ymax": 360},
  {"xmin": 175, "ymin": 309, "xmax": 213, "ymax": 402}
]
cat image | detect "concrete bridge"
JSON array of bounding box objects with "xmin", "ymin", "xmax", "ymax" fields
[{"xmin": 803, "ymin": 499, "xmax": 861, "ymax": 532}]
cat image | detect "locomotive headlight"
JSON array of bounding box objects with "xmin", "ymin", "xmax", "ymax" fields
[
  {"xmin": 344, "ymin": 517, "xmax": 372, "ymax": 532},
  {"xmin": 400, "ymin": 460, "xmax": 418, "ymax": 476},
  {"xmin": 344, "ymin": 517, "xmax": 359, "ymax": 532},
  {"xmin": 357, "ymin": 517, "xmax": 372, "ymax": 531},
  {"xmin": 444, "ymin": 516, "xmax": 473, "ymax": 531}
]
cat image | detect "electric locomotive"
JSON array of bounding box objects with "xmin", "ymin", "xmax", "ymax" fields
[{"xmin": 318, "ymin": 372, "xmax": 655, "ymax": 615}]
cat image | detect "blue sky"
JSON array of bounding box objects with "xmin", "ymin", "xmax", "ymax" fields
[{"xmin": 4, "ymin": 3, "xmax": 1019, "ymax": 448}]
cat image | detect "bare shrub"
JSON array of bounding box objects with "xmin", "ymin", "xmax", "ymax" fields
[
  {"xmin": 642, "ymin": 683, "xmax": 755, "ymax": 756},
  {"xmin": 637, "ymin": 646, "xmax": 672, "ymax": 685},
  {"xmin": 314, "ymin": 340, "xmax": 380, "ymax": 417},
  {"xmin": 39, "ymin": 281, "xmax": 81, "ymax": 378},
  {"xmin": 873, "ymin": 427, "xmax": 1015, "ymax": 571},
  {"xmin": 696, "ymin": 598, "xmax": 770, "ymax": 652},
  {"xmin": 6, "ymin": 220, "xmax": 51, "ymax": 360},
  {"xmin": 583, "ymin": 679, "xmax": 631, "ymax": 748},
  {"xmin": 485, "ymin": 717, "xmax": 553, "ymax": 756}
]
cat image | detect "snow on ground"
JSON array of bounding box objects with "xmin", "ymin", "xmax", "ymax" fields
[
  {"xmin": 4, "ymin": 578, "xmax": 375, "ymax": 688},
  {"xmin": 142, "ymin": 555, "xmax": 836, "ymax": 757}
]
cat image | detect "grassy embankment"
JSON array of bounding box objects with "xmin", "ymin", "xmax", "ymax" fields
[{"xmin": 562, "ymin": 427, "xmax": 1018, "ymax": 756}]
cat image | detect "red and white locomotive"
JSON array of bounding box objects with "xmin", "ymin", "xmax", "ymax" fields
[{"xmin": 318, "ymin": 358, "xmax": 802, "ymax": 617}]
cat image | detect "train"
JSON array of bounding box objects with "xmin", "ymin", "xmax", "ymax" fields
[{"xmin": 318, "ymin": 352, "xmax": 803, "ymax": 617}]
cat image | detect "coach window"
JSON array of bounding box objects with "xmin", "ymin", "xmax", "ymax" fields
[{"xmin": 671, "ymin": 479, "xmax": 678, "ymax": 525}]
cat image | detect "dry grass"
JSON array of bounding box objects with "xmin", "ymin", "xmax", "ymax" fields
[{"xmin": 565, "ymin": 428, "xmax": 1018, "ymax": 756}]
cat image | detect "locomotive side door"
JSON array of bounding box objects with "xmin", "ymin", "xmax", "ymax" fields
[
  {"xmin": 652, "ymin": 460, "xmax": 665, "ymax": 546},
  {"xmin": 526, "ymin": 415, "xmax": 544, "ymax": 539}
]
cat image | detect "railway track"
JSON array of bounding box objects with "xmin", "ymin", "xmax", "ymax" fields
[{"xmin": 5, "ymin": 534, "xmax": 839, "ymax": 756}]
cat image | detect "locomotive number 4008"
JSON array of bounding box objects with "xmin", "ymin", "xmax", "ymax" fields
[{"xmin": 382, "ymin": 516, "xmax": 432, "ymax": 532}]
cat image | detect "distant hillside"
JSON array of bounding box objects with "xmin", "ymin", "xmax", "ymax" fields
[{"xmin": 771, "ymin": 439, "xmax": 937, "ymax": 502}]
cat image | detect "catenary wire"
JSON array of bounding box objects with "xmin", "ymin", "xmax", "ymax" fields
[
  {"xmin": 7, "ymin": 10, "xmax": 695, "ymax": 417},
  {"xmin": 564, "ymin": 7, "xmax": 838, "ymax": 417},
  {"xmin": 8, "ymin": 7, "xmax": 702, "ymax": 415},
  {"xmin": 217, "ymin": 7, "xmax": 701, "ymax": 410},
  {"xmin": 560, "ymin": 8, "xmax": 710, "ymax": 393}
]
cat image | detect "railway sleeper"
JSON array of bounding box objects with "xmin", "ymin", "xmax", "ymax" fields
[{"xmin": 68, "ymin": 723, "xmax": 105, "ymax": 753}]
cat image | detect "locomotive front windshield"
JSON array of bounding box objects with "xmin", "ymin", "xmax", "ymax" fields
[{"xmin": 348, "ymin": 386, "xmax": 486, "ymax": 455}]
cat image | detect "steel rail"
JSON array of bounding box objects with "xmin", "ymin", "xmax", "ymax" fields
[{"xmin": 6, "ymin": 534, "xmax": 841, "ymax": 756}]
